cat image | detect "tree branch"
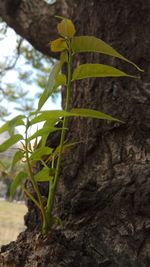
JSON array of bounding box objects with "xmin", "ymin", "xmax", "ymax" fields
[
  {"xmin": 0, "ymin": 0, "xmax": 69, "ymax": 59},
  {"xmin": 0, "ymin": 37, "xmax": 23, "ymax": 75}
]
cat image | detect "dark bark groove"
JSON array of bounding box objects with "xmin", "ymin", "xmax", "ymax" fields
[{"xmin": 0, "ymin": 0, "xmax": 150, "ymax": 266}]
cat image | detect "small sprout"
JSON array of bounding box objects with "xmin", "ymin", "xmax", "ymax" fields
[
  {"xmin": 51, "ymin": 38, "xmax": 68, "ymax": 52},
  {"xmin": 57, "ymin": 18, "xmax": 76, "ymax": 38},
  {"xmin": 0, "ymin": 16, "xmax": 142, "ymax": 235}
]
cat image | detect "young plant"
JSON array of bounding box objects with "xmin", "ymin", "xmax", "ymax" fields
[{"xmin": 0, "ymin": 17, "xmax": 142, "ymax": 235}]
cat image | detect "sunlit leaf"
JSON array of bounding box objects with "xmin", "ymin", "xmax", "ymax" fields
[
  {"xmin": 30, "ymin": 108, "xmax": 120, "ymax": 124},
  {"xmin": 56, "ymin": 74, "xmax": 66, "ymax": 86},
  {"xmin": 38, "ymin": 62, "xmax": 63, "ymax": 110},
  {"xmin": 40, "ymin": 118, "xmax": 62, "ymax": 147},
  {"xmin": 57, "ymin": 18, "xmax": 76, "ymax": 38},
  {"xmin": 30, "ymin": 110, "xmax": 68, "ymax": 125},
  {"xmin": 45, "ymin": 73, "xmax": 66, "ymax": 101},
  {"xmin": 0, "ymin": 160, "xmax": 6, "ymax": 169},
  {"xmin": 27, "ymin": 127, "xmax": 62, "ymax": 142},
  {"xmin": 0, "ymin": 115, "xmax": 25, "ymax": 135},
  {"xmin": 72, "ymin": 64, "xmax": 136, "ymax": 81},
  {"xmin": 63, "ymin": 141, "xmax": 83, "ymax": 151},
  {"xmin": 47, "ymin": 62, "xmax": 61, "ymax": 91},
  {"xmin": 30, "ymin": 147, "xmax": 53, "ymax": 161},
  {"xmin": 71, "ymin": 108, "xmax": 122, "ymax": 122},
  {"xmin": 51, "ymin": 38, "xmax": 67, "ymax": 52},
  {"xmin": 54, "ymin": 141, "xmax": 82, "ymax": 158},
  {"xmin": 60, "ymin": 51, "xmax": 68, "ymax": 66},
  {"xmin": 34, "ymin": 168, "xmax": 54, "ymax": 182},
  {"xmin": 10, "ymin": 171, "xmax": 27, "ymax": 197},
  {"xmin": 72, "ymin": 36, "xmax": 143, "ymax": 72},
  {"xmin": 0, "ymin": 134, "xmax": 23, "ymax": 152},
  {"xmin": 11, "ymin": 150, "xmax": 24, "ymax": 170}
]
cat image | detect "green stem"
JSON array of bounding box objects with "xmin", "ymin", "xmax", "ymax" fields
[
  {"xmin": 25, "ymin": 121, "xmax": 48, "ymax": 233},
  {"xmin": 41, "ymin": 159, "xmax": 49, "ymax": 169},
  {"xmin": 22, "ymin": 186, "xmax": 41, "ymax": 210},
  {"xmin": 46, "ymin": 40, "xmax": 73, "ymax": 229}
]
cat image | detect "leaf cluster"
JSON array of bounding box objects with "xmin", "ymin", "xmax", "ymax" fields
[{"xmin": 0, "ymin": 17, "xmax": 142, "ymax": 234}]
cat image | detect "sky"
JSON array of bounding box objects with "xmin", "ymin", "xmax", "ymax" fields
[{"xmin": 0, "ymin": 25, "xmax": 61, "ymax": 135}]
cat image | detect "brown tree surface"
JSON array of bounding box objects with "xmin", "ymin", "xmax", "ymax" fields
[{"xmin": 0, "ymin": 0, "xmax": 150, "ymax": 266}]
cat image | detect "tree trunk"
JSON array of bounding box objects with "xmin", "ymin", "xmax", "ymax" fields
[{"xmin": 0, "ymin": 0, "xmax": 150, "ymax": 266}]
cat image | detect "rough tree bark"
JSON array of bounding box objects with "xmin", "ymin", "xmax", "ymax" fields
[{"xmin": 0, "ymin": 0, "xmax": 150, "ymax": 266}]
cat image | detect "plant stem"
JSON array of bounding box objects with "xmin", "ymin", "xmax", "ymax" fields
[
  {"xmin": 25, "ymin": 121, "xmax": 48, "ymax": 233},
  {"xmin": 22, "ymin": 186, "xmax": 41, "ymax": 209},
  {"xmin": 46, "ymin": 40, "xmax": 73, "ymax": 229}
]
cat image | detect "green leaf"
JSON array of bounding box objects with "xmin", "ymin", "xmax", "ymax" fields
[
  {"xmin": 56, "ymin": 74, "xmax": 66, "ymax": 86},
  {"xmin": 10, "ymin": 171, "xmax": 27, "ymax": 197},
  {"xmin": 60, "ymin": 51, "xmax": 68, "ymax": 66},
  {"xmin": 34, "ymin": 168, "xmax": 54, "ymax": 182},
  {"xmin": 72, "ymin": 36, "xmax": 143, "ymax": 72},
  {"xmin": 51, "ymin": 38, "xmax": 67, "ymax": 52},
  {"xmin": 30, "ymin": 110, "xmax": 69, "ymax": 125},
  {"xmin": 38, "ymin": 62, "xmax": 63, "ymax": 110},
  {"xmin": 71, "ymin": 108, "xmax": 122, "ymax": 122},
  {"xmin": 71, "ymin": 108, "xmax": 120, "ymax": 121},
  {"xmin": 46, "ymin": 73, "xmax": 66, "ymax": 99},
  {"xmin": 27, "ymin": 127, "xmax": 62, "ymax": 142},
  {"xmin": 30, "ymin": 147, "xmax": 53, "ymax": 161},
  {"xmin": 63, "ymin": 141, "xmax": 83, "ymax": 150},
  {"xmin": 72, "ymin": 64, "xmax": 137, "ymax": 81},
  {"xmin": 54, "ymin": 141, "xmax": 82, "ymax": 158},
  {"xmin": 40, "ymin": 119, "xmax": 61, "ymax": 147},
  {"xmin": 57, "ymin": 18, "xmax": 76, "ymax": 38},
  {"xmin": 0, "ymin": 134, "xmax": 23, "ymax": 153},
  {"xmin": 0, "ymin": 115, "xmax": 25, "ymax": 135},
  {"xmin": 11, "ymin": 150, "xmax": 24, "ymax": 170},
  {"xmin": 0, "ymin": 160, "xmax": 6, "ymax": 169},
  {"xmin": 30, "ymin": 109, "xmax": 120, "ymax": 124}
]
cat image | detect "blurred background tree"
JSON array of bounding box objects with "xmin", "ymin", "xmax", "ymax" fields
[{"xmin": 0, "ymin": 17, "xmax": 59, "ymax": 121}]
